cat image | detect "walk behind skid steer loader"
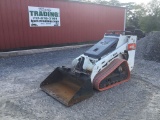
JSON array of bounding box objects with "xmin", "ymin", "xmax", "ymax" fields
[{"xmin": 40, "ymin": 31, "xmax": 137, "ymax": 106}]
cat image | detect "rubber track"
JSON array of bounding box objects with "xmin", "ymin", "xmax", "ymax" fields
[{"xmin": 93, "ymin": 58, "xmax": 130, "ymax": 91}]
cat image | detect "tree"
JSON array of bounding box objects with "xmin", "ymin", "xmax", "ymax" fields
[
  {"xmin": 139, "ymin": 0, "xmax": 160, "ymax": 32},
  {"xmin": 108, "ymin": 0, "xmax": 121, "ymax": 6},
  {"xmin": 126, "ymin": 3, "xmax": 147, "ymax": 29},
  {"xmin": 148, "ymin": 0, "xmax": 160, "ymax": 17}
]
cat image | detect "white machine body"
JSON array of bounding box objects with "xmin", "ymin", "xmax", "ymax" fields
[{"xmin": 72, "ymin": 34, "xmax": 137, "ymax": 83}]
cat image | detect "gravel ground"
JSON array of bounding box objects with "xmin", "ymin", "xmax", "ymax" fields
[
  {"xmin": 0, "ymin": 45, "xmax": 160, "ymax": 120},
  {"xmin": 136, "ymin": 31, "xmax": 160, "ymax": 62}
]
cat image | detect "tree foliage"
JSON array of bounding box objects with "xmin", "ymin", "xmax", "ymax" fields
[{"xmin": 143, "ymin": 0, "xmax": 160, "ymax": 32}]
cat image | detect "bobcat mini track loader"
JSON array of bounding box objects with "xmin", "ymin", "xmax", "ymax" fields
[{"xmin": 40, "ymin": 31, "xmax": 137, "ymax": 106}]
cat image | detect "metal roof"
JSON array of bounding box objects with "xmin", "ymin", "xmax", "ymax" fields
[{"xmin": 68, "ymin": 0, "xmax": 126, "ymax": 9}]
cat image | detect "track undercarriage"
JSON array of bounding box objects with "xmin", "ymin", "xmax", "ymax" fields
[{"xmin": 93, "ymin": 59, "xmax": 130, "ymax": 91}]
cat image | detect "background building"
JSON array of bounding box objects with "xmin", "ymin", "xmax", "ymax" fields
[{"xmin": 0, "ymin": 0, "xmax": 126, "ymax": 51}]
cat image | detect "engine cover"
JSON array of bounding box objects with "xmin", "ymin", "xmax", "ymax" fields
[{"xmin": 84, "ymin": 37, "xmax": 119, "ymax": 59}]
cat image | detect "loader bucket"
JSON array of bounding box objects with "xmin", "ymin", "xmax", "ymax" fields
[{"xmin": 40, "ymin": 67, "xmax": 93, "ymax": 106}]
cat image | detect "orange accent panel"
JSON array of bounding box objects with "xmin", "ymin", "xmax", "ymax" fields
[{"xmin": 128, "ymin": 43, "xmax": 136, "ymax": 50}]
